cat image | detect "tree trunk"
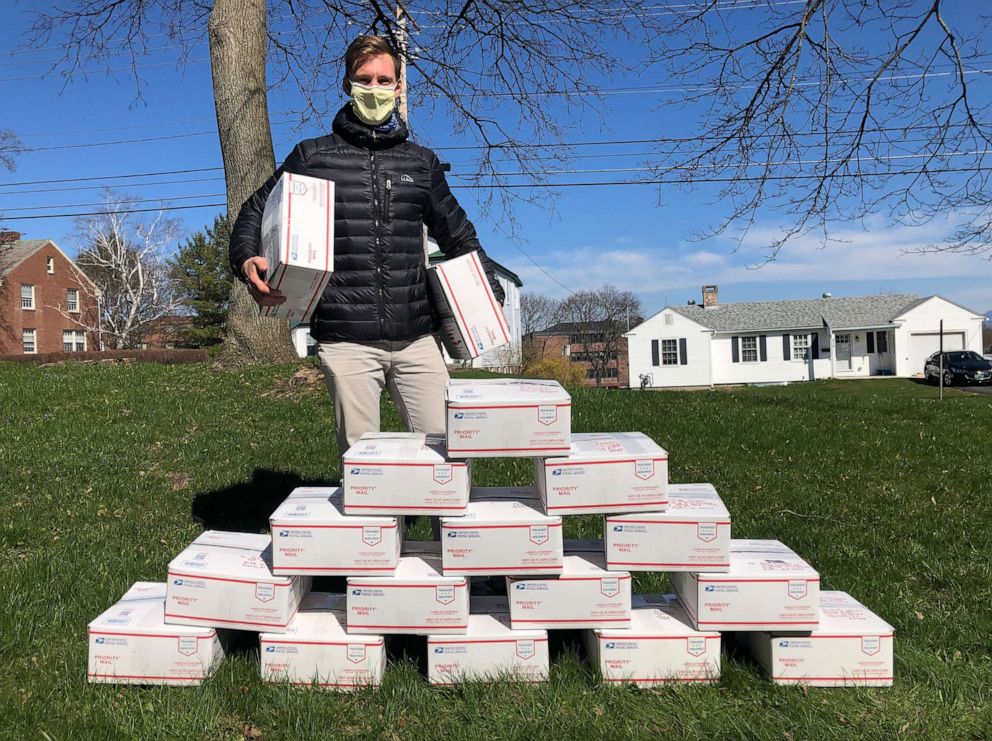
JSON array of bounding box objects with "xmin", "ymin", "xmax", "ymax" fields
[{"xmin": 210, "ymin": 0, "xmax": 299, "ymax": 368}]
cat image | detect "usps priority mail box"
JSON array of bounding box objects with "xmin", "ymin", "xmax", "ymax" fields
[
  {"xmin": 165, "ymin": 531, "xmax": 311, "ymax": 633},
  {"xmin": 605, "ymin": 483, "xmax": 731, "ymax": 572},
  {"xmin": 347, "ymin": 542, "xmax": 469, "ymax": 635},
  {"xmin": 738, "ymin": 591, "xmax": 894, "ymax": 687},
  {"xmin": 428, "ymin": 250, "xmax": 511, "ymax": 360},
  {"xmin": 670, "ymin": 539, "xmax": 820, "ymax": 632},
  {"xmin": 343, "ymin": 432, "xmax": 471, "ymax": 516},
  {"xmin": 269, "ymin": 486, "xmax": 401, "ymax": 575},
  {"xmin": 586, "ymin": 594, "xmax": 721, "ymax": 687},
  {"xmin": 428, "ymin": 596, "xmax": 549, "ymax": 685},
  {"xmin": 506, "ymin": 541, "xmax": 631, "ymax": 630},
  {"xmin": 440, "ymin": 487, "xmax": 563, "ymax": 576},
  {"xmin": 88, "ymin": 582, "xmax": 223, "ymax": 685},
  {"xmin": 446, "ymin": 379, "xmax": 571, "ymax": 458},
  {"xmin": 259, "ymin": 172, "xmax": 334, "ymax": 322},
  {"xmin": 536, "ymin": 432, "xmax": 669, "ymax": 515},
  {"xmin": 259, "ymin": 592, "xmax": 386, "ymax": 690}
]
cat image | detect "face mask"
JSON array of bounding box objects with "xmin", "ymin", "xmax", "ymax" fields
[{"xmin": 349, "ymin": 81, "xmax": 397, "ymax": 125}]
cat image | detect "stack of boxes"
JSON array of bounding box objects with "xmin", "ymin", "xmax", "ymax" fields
[{"xmin": 88, "ymin": 377, "xmax": 893, "ymax": 688}]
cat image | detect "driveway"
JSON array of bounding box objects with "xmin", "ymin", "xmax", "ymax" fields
[{"xmin": 959, "ymin": 384, "xmax": 992, "ymax": 395}]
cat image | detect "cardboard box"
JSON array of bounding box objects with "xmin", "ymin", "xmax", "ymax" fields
[
  {"xmin": 605, "ymin": 483, "xmax": 731, "ymax": 572},
  {"xmin": 427, "ymin": 596, "xmax": 549, "ymax": 685},
  {"xmin": 259, "ymin": 592, "xmax": 386, "ymax": 690},
  {"xmin": 343, "ymin": 433, "xmax": 471, "ymax": 516},
  {"xmin": 428, "ymin": 250, "xmax": 511, "ymax": 360},
  {"xmin": 88, "ymin": 582, "xmax": 223, "ymax": 685},
  {"xmin": 259, "ymin": 172, "xmax": 334, "ymax": 322},
  {"xmin": 670, "ymin": 540, "xmax": 820, "ymax": 632},
  {"xmin": 536, "ymin": 432, "xmax": 669, "ymax": 514},
  {"xmin": 506, "ymin": 541, "xmax": 631, "ymax": 629},
  {"xmin": 269, "ymin": 486, "xmax": 401, "ymax": 575},
  {"xmin": 440, "ymin": 487, "xmax": 563, "ymax": 576},
  {"xmin": 586, "ymin": 594, "xmax": 721, "ymax": 687},
  {"xmin": 738, "ymin": 591, "xmax": 894, "ymax": 687},
  {"xmin": 347, "ymin": 542, "xmax": 469, "ymax": 635},
  {"xmin": 165, "ymin": 531, "xmax": 311, "ymax": 633},
  {"xmin": 446, "ymin": 379, "xmax": 571, "ymax": 458}
]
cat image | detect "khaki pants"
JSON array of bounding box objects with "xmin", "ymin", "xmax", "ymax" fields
[{"xmin": 316, "ymin": 334, "xmax": 450, "ymax": 456}]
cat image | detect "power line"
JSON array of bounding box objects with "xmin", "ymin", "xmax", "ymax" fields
[
  {"xmin": 1, "ymin": 202, "xmax": 226, "ymax": 221},
  {"xmin": 2, "ymin": 192, "xmax": 227, "ymax": 213},
  {"xmin": 0, "ymin": 166, "xmax": 222, "ymax": 188}
]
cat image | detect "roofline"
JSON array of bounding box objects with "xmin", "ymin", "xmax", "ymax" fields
[
  {"xmin": 0, "ymin": 239, "xmax": 101, "ymax": 292},
  {"xmin": 891, "ymin": 294, "xmax": 985, "ymax": 320},
  {"xmin": 626, "ymin": 305, "xmax": 710, "ymax": 334}
]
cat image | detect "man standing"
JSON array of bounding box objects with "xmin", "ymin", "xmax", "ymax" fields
[{"xmin": 230, "ymin": 35, "xmax": 505, "ymax": 456}]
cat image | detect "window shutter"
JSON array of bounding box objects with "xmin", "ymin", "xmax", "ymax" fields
[
  {"xmin": 651, "ymin": 339, "xmax": 659, "ymax": 367},
  {"xmin": 782, "ymin": 334, "xmax": 791, "ymax": 361},
  {"xmin": 731, "ymin": 336, "xmax": 740, "ymax": 363},
  {"xmin": 759, "ymin": 335, "xmax": 767, "ymax": 362},
  {"xmin": 811, "ymin": 333, "xmax": 820, "ymax": 359},
  {"xmin": 679, "ymin": 338, "xmax": 687, "ymax": 365},
  {"xmin": 866, "ymin": 332, "xmax": 875, "ymax": 353}
]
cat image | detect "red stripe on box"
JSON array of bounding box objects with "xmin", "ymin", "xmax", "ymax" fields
[
  {"xmin": 88, "ymin": 630, "xmax": 215, "ymax": 640},
  {"xmin": 554, "ymin": 575, "xmax": 632, "ymax": 582},
  {"xmin": 344, "ymin": 504, "xmax": 466, "ymax": 512},
  {"xmin": 606, "ymin": 520, "xmax": 730, "ymax": 526},
  {"xmin": 325, "ymin": 181, "xmax": 331, "ymax": 272},
  {"xmin": 468, "ymin": 250, "xmax": 511, "ymax": 343},
  {"xmin": 348, "ymin": 623, "xmax": 468, "ymax": 630},
  {"xmin": 342, "ymin": 461, "xmax": 467, "ymax": 468},
  {"xmin": 265, "ymin": 680, "xmax": 380, "ymax": 687},
  {"xmin": 444, "ymin": 523, "xmax": 562, "ymax": 530},
  {"xmin": 88, "ymin": 673, "xmax": 204, "ymax": 681},
  {"xmin": 432, "ymin": 679, "xmax": 546, "ymax": 686},
  {"xmin": 698, "ymin": 620, "xmax": 818, "ymax": 626},
  {"xmin": 545, "ymin": 458, "xmax": 668, "ymax": 466},
  {"xmin": 348, "ymin": 582, "xmax": 466, "ymax": 589},
  {"xmin": 164, "ymin": 613, "xmax": 289, "ymax": 628},
  {"xmin": 608, "ymin": 561, "xmax": 731, "ymax": 568},
  {"xmin": 696, "ymin": 578, "xmax": 820, "ymax": 584},
  {"xmin": 448, "ymin": 447, "xmax": 571, "ymax": 454},
  {"xmin": 272, "ymin": 523, "xmax": 398, "ymax": 530},
  {"xmin": 261, "ymin": 639, "xmax": 383, "ymax": 647},
  {"xmin": 548, "ymin": 501, "xmax": 669, "ymax": 511},
  {"xmin": 439, "ymin": 265, "xmax": 476, "ymax": 357},
  {"xmin": 794, "ymin": 634, "xmax": 893, "ymax": 639},
  {"xmin": 169, "ymin": 571, "xmax": 290, "ymax": 586},
  {"xmin": 451, "ymin": 404, "xmax": 571, "ymax": 410},
  {"xmin": 512, "ymin": 617, "xmax": 630, "ymax": 624},
  {"xmin": 444, "ymin": 565, "xmax": 562, "ymax": 572},
  {"xmin": 602, "ymin": 677, "xmax": 717, "ymax": 684},
  {"xmin": 273, "ymin": 566, "xmax": 396, "ymax": 573},
  {"xmin": 429, "ymin": 638, "xmax": 549, "ymax": 645},
  {"xmin": 773, "ymin": 676, "xmax": 893, "ymax": 681},
  {"xmin": 598, "ymin": 635, "xmax": 720, "ymax": 641}
]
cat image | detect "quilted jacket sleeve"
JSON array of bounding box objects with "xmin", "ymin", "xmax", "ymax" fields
[
  {"xmin": 423, "ymin": 152, "xmax": 506, "ymax": 305},
  {"xmin": 228, "ymin": 143, "xmax": 309, "ymax": 282}
]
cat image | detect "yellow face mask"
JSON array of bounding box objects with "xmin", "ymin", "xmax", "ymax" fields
[{"xmin": 349, "ymin": 81, "xmax": 397, "ymax": 125}]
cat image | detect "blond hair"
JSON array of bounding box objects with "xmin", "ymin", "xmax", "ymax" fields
[{"xmin": 344, "ymin": 36, "xmax": 401, "ymax": 79}]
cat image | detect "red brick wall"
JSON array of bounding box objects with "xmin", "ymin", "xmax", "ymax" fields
[
  {"xmin": 531, "ymin": 332, "xmax": 629, "ymax": 388},
  {"xmin": 0, "ymin": 243, "xmax": 101, "ymax": 355}
]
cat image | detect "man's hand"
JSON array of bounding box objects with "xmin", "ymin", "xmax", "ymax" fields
[{"xmin": 242, "ymin": 256, "xmax": 286, "ymax": 307}]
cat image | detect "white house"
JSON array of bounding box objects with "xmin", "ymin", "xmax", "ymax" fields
[
  {"xmin": 626, "ymin": 285, "xmax": 986, "ymax": 389},
  {"xmin": 291, "ymin": 240, "xmax": 523, "ymax": 370}
]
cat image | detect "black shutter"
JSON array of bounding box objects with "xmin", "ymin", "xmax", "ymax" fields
[
  {"xmin": 759, "ymin": 335, "xmax": 767, "ymax": 362},
  {"xmin": 811, "ymin": 333, "xmax": 820, "ymax": 359},
  {"xmin": 651, "ymin": 339, "xmax": 659, "ymax": 367},
  {"xmin": 866, "ymin": 332, "xmax": 875, "ymax": 353},
  {"xmin": 782, "ymin": 334, "xmax": 791, "ymax": 361},
  {"xmin": 679, "ymin": 338, "xmax": 688, "ymax": 365},
  {"xmin": 732, "ymin": 336, "xmax": 740, "ymax": 363}
]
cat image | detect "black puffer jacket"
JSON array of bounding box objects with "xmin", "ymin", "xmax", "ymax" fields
[{"xmin": 229, "ymin": 105, "xmax": 505, "ymax": 343}]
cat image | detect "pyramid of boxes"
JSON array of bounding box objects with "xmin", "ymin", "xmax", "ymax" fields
[{"xmin": 88, "ymin": 378, "xmax": 894, "ymax": 689}]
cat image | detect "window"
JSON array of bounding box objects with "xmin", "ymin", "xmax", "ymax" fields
[
  {"xmin": 22, "ymin": 329, "xmax": 36, "ymax": 354},
  {"xmin": 792, "ymin": 333, "xmax": 810, "ymax": 361},
  {"xmin": 876, "ymin": 331, "xmax": 888, "ymax": 353},
  {"xmin": 664, "ymin": 313, "xmax": 674, "ymax": 325},
  {"xmin": 20, "ymin": 284, "xmax": 35, "ymax": 309},
  {"xmin": 47, "ymin": 257, "xmax": 55, "ymax": 274},
  {"xmin": 63, "ymin": 330, "xmax": 86, "ymax": 352},
  {"xmin": 67, "ymin": 288, "xmax": 79, "ymax": 313},
  {"xmin": 586, "ymin": 367, "xmax": 618, "ymax": 379},
  {"xmin": 741, "ymin": 336, "xmax": 758, "ymax": 362},
  {"xmin": 661, "ymin": 339, "xmax": 679, "ymax": 366}
]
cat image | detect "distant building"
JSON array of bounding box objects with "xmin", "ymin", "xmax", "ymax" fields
[
  {"xmin": 626, "ymin": 285, "xmax": 986, "ymax": 388},
  {"xmin": 526, "ymin": 320, "xmax": 630, "ymax": 388},
  {"xmin": 135, "ymin": 315, "xmax": 195, "ymax": 350},
  {"xmin": 0, "ymin": 232, "xmax": 101, "ymax": 355}
]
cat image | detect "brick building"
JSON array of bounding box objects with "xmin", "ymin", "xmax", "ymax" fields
[
  {"xmin": 0, "ymin": 232, "xmax": 101, "ymax": 355},
  {"xmin": 526, "ymin": 321, "xmax": 630, "ymax": 388}
]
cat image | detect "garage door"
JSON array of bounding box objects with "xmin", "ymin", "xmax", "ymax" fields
[{"xmin": 908, "ymin": 332, "xmax": 965, "ymax": 376}]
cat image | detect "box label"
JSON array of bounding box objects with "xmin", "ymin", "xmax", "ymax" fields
[
  {"xmin": 347, "ymin": 644, "xmax": 367, "ymax": 664},
  {"xmin": 697, "ymin": 523, "xmax": 717, "ymax": 542},
  {"xmin": 255, "ymin": 583, "xmax": 275, "ymax": 603},
  {"xmin": 861, "ymin": 636, "xmax": 881, "ymax": 656},
  {"xmin": 436, "ymin": 586, "xmax": 455, "ymax": 605},
  {"xmin": 634, "ymin": 460, "xmax": 655, "ymax": 480},
  {"xmin": 788, "ymin": 579, "xmax": 808, "ymax": 600},
  {"xmin": 600, "ymin": 577, "xmax": 621, "ymax": 598},
  {"xmin": 537, "ymin": 405, "xmax": 558, "ymax": 426},
  {"xmin": 433, "ymin": 465, "xmax": 453, "ymax": 485},
  {"xmin": 529, "ymin": 525, "xmax": 549, "ymax": 545},
  {"xmin": 686, "ymin": 637, "xmax": 706, "ymax": 657},
  {"xmin": 177, "ymin": 636, "xmax": 198, "ymax": 656},
  {"xmin": 516, "ymin": 640, "xmax": 536, "ymax": 660},
  {"xmin": 362, "ymin": 527, "xmax": 382, "ymax": 547}
]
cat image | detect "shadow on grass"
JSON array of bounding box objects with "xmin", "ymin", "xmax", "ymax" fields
[{"xmin": 191, "ymin": 468, "xmax": 336, "ymax": 532}]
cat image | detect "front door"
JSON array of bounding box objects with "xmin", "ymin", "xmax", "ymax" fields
[{"xmin": 835, "ymin": 333, "xmax": 852, "ymax": 370}]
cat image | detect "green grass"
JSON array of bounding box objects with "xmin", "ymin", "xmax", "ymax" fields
[{"xmin": 2, "ymin": 361, "xmax": 991, "ymax": 739}]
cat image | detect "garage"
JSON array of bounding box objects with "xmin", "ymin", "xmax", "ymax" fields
[{"xmin": 908, "ymin": 332, "xmax": 965, "ymax": 376}]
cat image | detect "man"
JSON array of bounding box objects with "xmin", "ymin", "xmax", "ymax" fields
[{"xmin": 229, "ymin": 35, "xmax": 505, "ymax": 456}]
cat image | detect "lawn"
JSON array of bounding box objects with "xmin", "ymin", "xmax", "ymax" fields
[{"xmin": 1, "ymin": 360, "xmax": 991, "ymax": 740}]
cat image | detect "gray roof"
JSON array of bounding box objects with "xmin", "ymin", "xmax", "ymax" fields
[
  {"xmin": 668, "ymin": 293, "xmax": 921, "ymax": 332},
  {"xmin": 0, "ymin": 240, "xmax": 51, "ymax": 279}
]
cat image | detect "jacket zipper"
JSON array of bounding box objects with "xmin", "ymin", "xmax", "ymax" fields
[{"xmin": 370, "ymin": 151, "xmax": 385, "ymax": 336}]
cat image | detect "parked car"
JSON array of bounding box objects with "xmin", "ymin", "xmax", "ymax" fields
[{"xmin": 924, "ymin": 351, "xmax": 992, "ymax": 385}]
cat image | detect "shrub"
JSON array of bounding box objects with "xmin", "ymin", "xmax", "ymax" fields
[
  {"xmin": 0, "ymin": 349, "xmax": 209, "ymax": 365},
  {"xmin": 523, "ymin": 356, "xmax": 587, "ymax": 387}
]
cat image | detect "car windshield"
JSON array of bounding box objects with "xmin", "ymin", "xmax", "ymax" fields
[{"xmin": 947, "ymin": 351, "xmax": 984, "ymax": 362}]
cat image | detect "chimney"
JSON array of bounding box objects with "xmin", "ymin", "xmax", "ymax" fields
[
  {"xmin": 702, "ymin": 284, "xmax": 719, "ymax": 308},
  {"xmin": 0, "ymin": 230, "xmax": 21, "ymax": 245}
]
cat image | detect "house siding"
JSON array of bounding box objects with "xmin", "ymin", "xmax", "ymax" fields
[
  {"xmin": 711, "ymin": 329, "xmax": 829, "ymax": 384},
  {"xmin": 625, "ymin": 309, "xmax": 712, "ymax": 388},
  {"xmin": 891, "ymin": 296, "xmax": 985, "ymax": 377},
  {"xmin": 0, "ymin": 242, "xmax": 100, "ymax": 355}
]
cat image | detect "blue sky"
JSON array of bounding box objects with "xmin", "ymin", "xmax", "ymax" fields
[{"xmin": 2, "ymin": 2, "xmax": 991, "ymax": 317}]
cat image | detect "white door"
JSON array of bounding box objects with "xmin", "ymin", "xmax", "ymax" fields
[
  {"xmin": 909, "ymin": 332, "xmax": 965, "ymax": 377},
  {"xmin": 835, "ymin": 333, "xmax": 852, "ymax": 370}
]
